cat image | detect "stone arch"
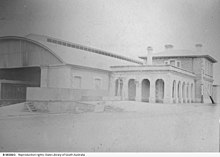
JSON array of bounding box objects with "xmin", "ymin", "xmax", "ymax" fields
[
  {"xmin": 172, "ymin": 80, "xmax": 177, "ymax": 103},
  {"xmin": 155, "ymin": 79, "xmax": 164, "ymax": 103},
  {"xmin": 115, "ymin": 78, "xmax": 123, "ymax": 97},
  {"xmin": 141, "ymin": 79, "xmax": 150, "ymax": 102},
  {"xmin": 191, "ymin": 83, "xmax": 194, "ymax": 103},
  {"xmin": 128, "ymin": 79, "xmax": 136, "ymax": 101},
  {"xmin": 115, "ymin": 79, "xmax": 119, "ymax": 96},
  {"xmin": 182, "ymin": 82, "xmax": 186, "ymax": 103}
]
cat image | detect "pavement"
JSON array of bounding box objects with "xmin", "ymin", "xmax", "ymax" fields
[{"xmin": 0, "ymin": 101, "xmax": 219, "ymax": 152}]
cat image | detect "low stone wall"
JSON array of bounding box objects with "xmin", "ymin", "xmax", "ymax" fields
[
  {"xmin": 27, "ymin": 87, "xmax": 109, "ymax": 101},
  {"xmin": 0, "ymin": 102, "xmax": 26, "ymax": 115},
  {"xmin": 29, "ymin": 101, "xmax": 95, "ymax": 113},
  {"xmin": 213, "ymin": 85, "xmax": 220, "ymax": 104},
  {"xmin": 0, "ymin": 99, "xmax": 25, "ymax": 107}
]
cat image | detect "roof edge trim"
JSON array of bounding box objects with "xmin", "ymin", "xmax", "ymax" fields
[
  {"xmin": 139, "ymin": 55, "xmax": 217, "ymax": 63},
  {"xmin": 45, "ymin": 36, "xmax": 143, "ymax": 65}
]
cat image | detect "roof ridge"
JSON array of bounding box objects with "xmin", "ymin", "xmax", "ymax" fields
[{"xmin": 39, "ymin": 34, "xmax": 142, "ymax": 64}]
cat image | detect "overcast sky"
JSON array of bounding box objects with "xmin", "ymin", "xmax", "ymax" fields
[{"xmin": 0, "ymin": 0, "xmax": 220, "ymax": 84}]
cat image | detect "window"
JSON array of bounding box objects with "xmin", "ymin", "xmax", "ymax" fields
[
  {"xmin": 73, "ymin": 76, "xmax": 82, "ymax": 89},
  {"xmin": 176, "ymin": 61, "xmax": 181, "ymax": 68},
  {"xmin": 94, "ymin": 78, "xmax": 102, "ymax": 89},
  {"xmin": 170, "ymin": 60, "xmax": 175, "ymax": 66},
  {"xmin": 165, "ymin": 61, "xmax": 169, "ymax": 65},
  {"xmin": 164, "ymin": 59, "xmax": 181, "ymax": 68}
]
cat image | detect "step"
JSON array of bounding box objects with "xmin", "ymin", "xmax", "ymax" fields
[{"xmin": 25, "ymin": 102, "xmax": 37, "ymax": 112}]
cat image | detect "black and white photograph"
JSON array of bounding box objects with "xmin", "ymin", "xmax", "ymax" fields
[{"xmin": 0, "ymin": 0, "xmax": 220, "ymax": 154}]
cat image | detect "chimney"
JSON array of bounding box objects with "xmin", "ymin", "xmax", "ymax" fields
[
  {"xmin": 195, "ymin": 43, "xmax": 202, "ymax": 52},
  {"xmin": 147, "ymin": 46, "xmax": 153, "ymax": 65},
  {"xmin": 165, "ymin": 44, "xmax": 174, "ymax": 50}
]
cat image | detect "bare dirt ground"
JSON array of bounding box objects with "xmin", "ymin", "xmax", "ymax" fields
[{"xmin": 0, "ymin": 101, "xmax": 219, "ymax": 152}]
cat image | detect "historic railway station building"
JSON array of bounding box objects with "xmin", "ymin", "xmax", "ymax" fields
[{"xmin": 0, "ymin": 34, "xmax": 217, "ymax": 105}]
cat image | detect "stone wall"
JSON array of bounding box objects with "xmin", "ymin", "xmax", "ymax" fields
[
  {"xmin": 27, "ymin": 87, "xmax": 109, "ymax": 101},
  {"xmin": 153, "ymin": 57, "xmax": 194, "ymax": 72},
  {"xmin": 41, "ymin": 65, "xmax": 110, "ymax": 91}
]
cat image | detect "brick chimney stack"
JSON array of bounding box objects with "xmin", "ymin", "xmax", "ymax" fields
[
  {"xmin": 147, "ymin": 46, "xmax": 153, "ymax": 65},
  {"xmin": 165, "ymin": 44, "xmax": 174, "ymax": 50},
  {"xmin": 195, "ymin": 43, "xmax": 202, "ymax": 52}
]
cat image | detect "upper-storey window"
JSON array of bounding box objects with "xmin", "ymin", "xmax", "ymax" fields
[
  {"xmin": 176, "ymin": 61, "xmax": 181, "ymax": 68},
  {"xmin": 170, "ymin": 60, "xmax": 175, "ymax": 66},
  {"xmin": 164, "ymin": 59, "xmax": 181, "ymax": 68},
  {"xmin": 204, "ymin": 59, "xmax": 213, "ymax": 76},
  {"xmin": 72, "ymin": 76, "xmax": 82, "ymax": 89},
  {"xmin": 94, "ymin": 78, "xmax": 102, "ymax": 89}
]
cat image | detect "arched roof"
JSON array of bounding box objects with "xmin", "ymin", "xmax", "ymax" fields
[
  {"xmin": 0, "ymin": 36, "xmax": 64, "ymax": 63},
  {"xmin": 24, "ymin": 34, "xmax": 142, "ymax": 71}
]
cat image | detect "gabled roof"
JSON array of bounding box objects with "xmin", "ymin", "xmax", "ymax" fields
[
  {"xmin": 25, "ymin": 34, "xmax": 142, "ymax": 71},
  {"xmin": 139, "ymin": 49, "xmax": 217, "ymax": 63}
]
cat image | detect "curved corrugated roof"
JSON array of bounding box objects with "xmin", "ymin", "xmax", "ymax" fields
[
  {"xmin": 139, "ymin": 49, "xmax": 217, "ymax": 63},
  {"xmin": 0, "ymin": 36, "xmax": 65, "ymax": 64},
  {"xmin": 25, "ymin": 34, "xmax": 142, "ymax": 71}
]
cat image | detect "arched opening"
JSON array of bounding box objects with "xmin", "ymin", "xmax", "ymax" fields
[
  {"xmin": 172, "ymin": 80, "xmax": 176, "ymax": 103},
  {"xmin": 115, "ymin": 79, "xmax": 123, "ymax": 97},
  {"xmin": 128, "ymin": 79, "xmax": 136, "ymax": 101},
  {"xmin": 115, "ymin": 79, "xmax": 119, "ymax": 96},
  {"xmin": 0, "ymin": 37, "xmax": 62, "ymax": 106},
  {"xmin": 191, "ymin": 83, "xmax": 194, "ymax": 103},
  {"xmin": 0, "ymin": 67, "xmax": 41, "ymax": 105},
  {"xmin": 142, "ymin": 79, "xmax": 150, "ymax": 102},
  {"xmin": 182, "ymin": 82, "xmax": 186, "ymax": 103},
  {"xmin": 186, "ymin": 83, "xmax": 189, "ymax": 103},
  {"xmin": 155, "ymin": 79, "xmax": 164, "ymax": 103},
  {"xmin": 178, "ymin": 81, "xmax": 181, "ymax": 103}
]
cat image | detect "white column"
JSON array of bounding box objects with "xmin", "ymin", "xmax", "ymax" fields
[
  {"xmin": 135, "ymin": 79, "xmax": 142, "ymax": 101},
  {"xmin": 179, "ymin": 82, "xmax": 183, "ymax": 103},
  {"xmin": 188, "ymin": 84, "xmax": 192, "ymax": 103},
  {"xmin": 192, "ymin": 83, "xmax": 195, "ymax": 103},
  {"xmin": 164, "ymin": 78, "xmax": 172, "ymax": 104},
  {"xmin": 109, "ymin": 76, "xmax": 115, "ymax": 97},
  {"xmin": 122, "ymin": 78, "xmax": 128, "ymax": 100},
  {"xmin": 185, "ymin": 84, "xmax": 188, "ymax": 103},
  {"xmin": 174, "ymin": 81, "xmax": 178, "ymax": 103},
  {"xmin": 184, "ymin": 85, "xmax": 187, "ymax": 103},
  {"xmin": 149, "ymin": 79, "xmax": 155, "ymax": 103}
]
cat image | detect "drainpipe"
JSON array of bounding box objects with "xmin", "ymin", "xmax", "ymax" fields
[{"xmin": 201, "ymin": 62, "xmax": 204, "ymax": 103}]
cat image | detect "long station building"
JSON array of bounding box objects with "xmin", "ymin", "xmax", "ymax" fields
[{"xmin": 0, "ymin": 34, "xmax": 217, "ymax": 105}]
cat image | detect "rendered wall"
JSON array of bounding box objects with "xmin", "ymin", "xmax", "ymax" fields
[
  {"xmin": 71, "ymin": 66, "xmax": 110, "ymax": 90},
  {"xmin": 41, "ymin": 65, "xmax": 110, "ymax": 91},
  {"xmin": 41, "ymin": 66, "xmax": 72, "ymax": 88}
]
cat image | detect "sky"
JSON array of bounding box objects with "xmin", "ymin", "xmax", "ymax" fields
[{"xmin": 0, "ymin": 0, "xmax": 220, "ymax": 84}]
